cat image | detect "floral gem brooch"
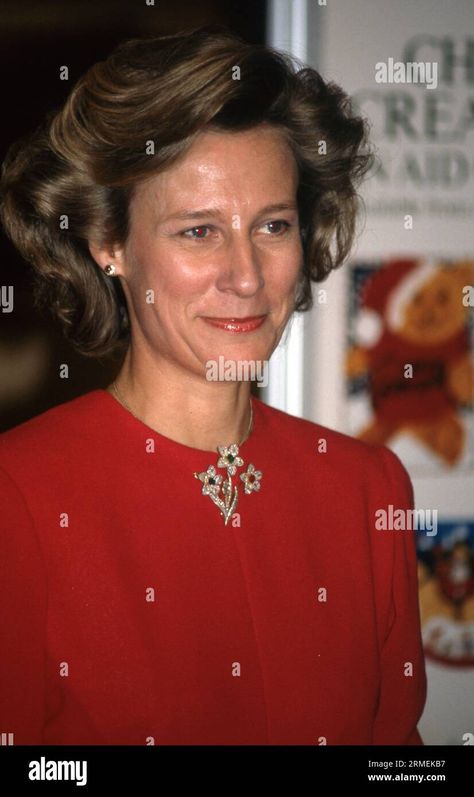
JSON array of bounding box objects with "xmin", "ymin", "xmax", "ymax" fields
[{"xmin": 194, "ymin": 444, "xmax": 262, "ymax": 526}]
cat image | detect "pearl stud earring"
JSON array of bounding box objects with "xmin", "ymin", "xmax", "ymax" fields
[{"xmin": 104, "ymin": 264, "xmax": 117, "ymax": 276}]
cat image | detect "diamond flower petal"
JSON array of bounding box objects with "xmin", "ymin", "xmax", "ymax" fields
[
  {"xmin": 217, "ymin": 444, "xmax": 243, "ymax": 476},
  {"xmin": 240, "ymin": 463, "xmax": 262, "ymax": 494},
  {"xmin": 195, "ymin": 465, "xmax": 223, "ymax": 497}
]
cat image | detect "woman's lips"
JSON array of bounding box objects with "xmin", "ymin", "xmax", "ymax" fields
[{"xmin": 201, "ymin": 315, "xmax": 266, "ymax": 333}]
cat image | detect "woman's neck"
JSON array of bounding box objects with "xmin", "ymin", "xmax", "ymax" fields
[{"xmin": 109, "ymin": 348, "xmax": 253, "ymax": 452}]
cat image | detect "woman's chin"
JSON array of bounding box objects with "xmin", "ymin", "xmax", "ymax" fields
[{"xmin": 200, "ymin": 349, "xmax": 271, "ymax": 387}]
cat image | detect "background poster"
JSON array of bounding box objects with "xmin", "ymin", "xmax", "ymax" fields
[{"xmin": 268, "ymin": 0, "xmax": 474, "ymax": 744}]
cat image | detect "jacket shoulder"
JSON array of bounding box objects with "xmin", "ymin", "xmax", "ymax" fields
[
  {"xmin": 0, "ymin": 390, "xmax": 105, "ymax": 469},
  {"xmin": 255, "ymin": 397, "xmax": 384, "ymax": 463},
  {"xmin": 254, "ymin": 397, "xmax": 411, "ymax": 494}
]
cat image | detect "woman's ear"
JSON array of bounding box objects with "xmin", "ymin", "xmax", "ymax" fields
[{"xmin": 88, "ymin": 242, "xmax": 126, "ymax": 277}]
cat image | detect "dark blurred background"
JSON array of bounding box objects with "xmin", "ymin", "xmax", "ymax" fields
[{"xmin": 0, "ymin": 0, "xmax": 267, "ymax": 431}]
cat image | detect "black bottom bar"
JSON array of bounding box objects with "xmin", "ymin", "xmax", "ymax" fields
[{"xmin": 0, "ymin": 744, "xmax": 470, "ymax": 791}]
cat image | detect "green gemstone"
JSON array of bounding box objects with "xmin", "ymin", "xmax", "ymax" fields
[{"xmin": 227, "ymin": 454, "xmax": 235, "ymax": 464}]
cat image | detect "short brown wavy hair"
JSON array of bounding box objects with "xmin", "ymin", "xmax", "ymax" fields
[{"xmin": 1, "ymin": 24, "xmax": 374, "ymax": 358}]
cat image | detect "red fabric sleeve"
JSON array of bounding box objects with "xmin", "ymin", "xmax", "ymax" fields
[
  {"xmin": 371, "ymin": 447, "xmax": 427, "ymax": 745},
  {"xmin": 0, "ymin": 464, "xmax": 48, "ymax": 744}
]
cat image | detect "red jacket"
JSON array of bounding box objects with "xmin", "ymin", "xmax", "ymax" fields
[{"xmin": 0, "ymin": 389, "xmax": 426, "ymax": 745}]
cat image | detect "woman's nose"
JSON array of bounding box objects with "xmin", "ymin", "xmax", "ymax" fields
[{"xmin": 215, "ymin": 236, "xmax": 265, "ymax": 296}]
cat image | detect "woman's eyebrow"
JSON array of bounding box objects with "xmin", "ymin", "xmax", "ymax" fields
[{"xmin": 164, "ymin": 202, "xmax": 298, "ymax": 222}]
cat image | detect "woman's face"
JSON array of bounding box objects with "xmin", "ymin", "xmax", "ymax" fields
[{"xmin": 116, "ymin": 124, "xmax": 303, "ymax": 381}]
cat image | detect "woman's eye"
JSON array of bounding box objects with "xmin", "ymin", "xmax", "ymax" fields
[
  {"xmin": 182, "ymin": 226, "xmax": 211, "ymax": 240},
  {"xmin": 262, "ymin": 220, "xmax": 291, "ymax": 235},
  {"xmin": 180, "ymin": 220, "xmax": 291, "ymax": 240}
]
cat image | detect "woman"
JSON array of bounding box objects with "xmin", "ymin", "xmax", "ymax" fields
[{"xmin": 0, "ymin": 26, "xmax": 426, "ymax": 745}]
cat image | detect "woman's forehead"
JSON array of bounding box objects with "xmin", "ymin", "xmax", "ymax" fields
[{"xmin": 132, "ymin": 127, "xmax": 297, "ymax": 206}]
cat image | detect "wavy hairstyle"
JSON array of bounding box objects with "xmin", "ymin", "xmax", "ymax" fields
[{"xmin": 0, "ymin": 25, "xmax": 374, "ymax": 357}]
